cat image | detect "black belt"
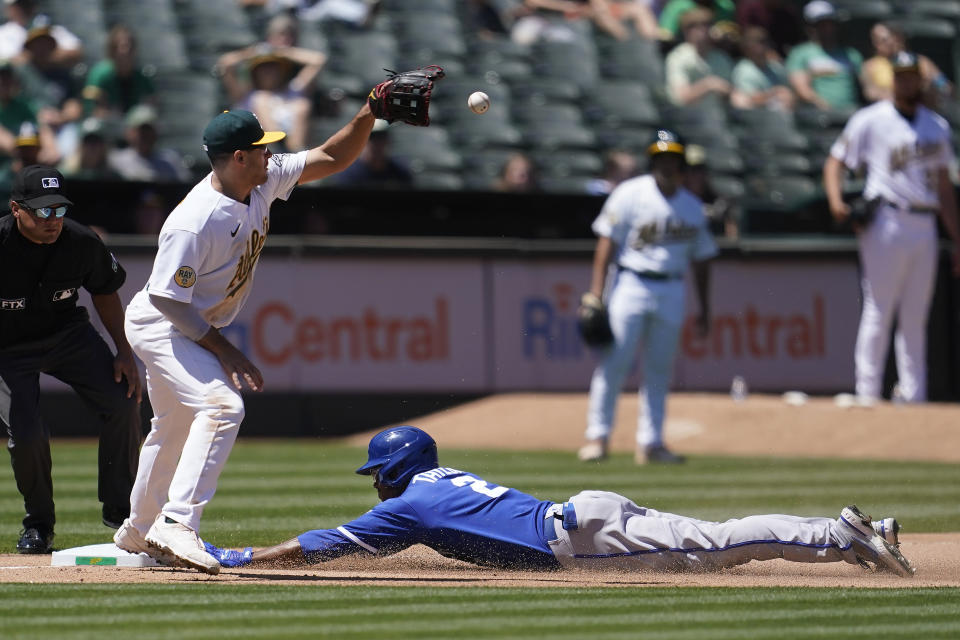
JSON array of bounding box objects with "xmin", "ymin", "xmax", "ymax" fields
[
  {"xmin": 881, "ymin": 199, "xmax": 939, "ymax": 215},
  {"xmin": 617, "ymin": 265, "xmax": 684, "ymax": 281}
]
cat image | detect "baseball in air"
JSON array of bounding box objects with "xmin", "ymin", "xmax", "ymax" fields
[{"xmin": 467, "ymin": 91, "xmax": 490, "ymax": 114}]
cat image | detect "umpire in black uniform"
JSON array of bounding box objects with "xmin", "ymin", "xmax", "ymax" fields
[{"xmin": 0, "ymin": 165, "xmax": 143, "ymax": 553}]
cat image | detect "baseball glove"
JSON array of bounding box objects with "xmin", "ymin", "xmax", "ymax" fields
[
  {"xmin": 848, "ymin": 196, "xmax": 881, "ymax": 228},
  {"xmin": 367, "ymin": 65, "xmax": 445, "ymax": 126},
  {"xmin": 577, "ymin": 293, "xmax": 614, "ymax": 348}
]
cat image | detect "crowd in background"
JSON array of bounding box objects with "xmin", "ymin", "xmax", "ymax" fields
[{"xmin": 0, "ymin": 0, "xmax": 957, "ymax": 235}]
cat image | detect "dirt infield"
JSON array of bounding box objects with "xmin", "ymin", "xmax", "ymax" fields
[
  {"xmin": 2, "ymin": 392, "xmax": 957, "ymax": 587},
  {"xmin": 1, "ymin": 535, "xmax": 956, "ymax": 587}
]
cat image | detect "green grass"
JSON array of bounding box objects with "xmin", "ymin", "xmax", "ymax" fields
[
  {"xmin": 0, "ymin": 584, "xmax": 958, "ymax": 640},
  {"xmin": 2, "ymin": 439, "xmax": 957, "ymax": 550},
  {"xmin": 2, "ymin": 440, "xmax": 959, "ymax": 640}
]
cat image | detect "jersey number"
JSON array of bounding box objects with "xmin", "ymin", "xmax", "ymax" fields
[{"xmin": 451, "ymin": 475, "xmax": 508, "ymax": 498}]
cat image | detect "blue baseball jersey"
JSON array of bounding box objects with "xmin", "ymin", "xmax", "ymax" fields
[{"xmin": 297, "ymin": 467, "xmax": 562, "ymax": 569}]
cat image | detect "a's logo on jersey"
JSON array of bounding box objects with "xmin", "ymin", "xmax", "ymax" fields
[
  {"xmin": 0, "ymin": 298, "xmax": 26, "ymax": 310},
  {"xmin": 225, "ymin": 216, "xmax": 269, "ymax": 298},
  {"xmin": 270, "ymin": 154, "xmax": 284, "ymax": 169},
  {"xmin": 174, "ymin": 266, "xmax": 197, "ymax": 288},
  {"xmin": 52, "ymin": 288, "xmax": 76, "ymax": 301}
]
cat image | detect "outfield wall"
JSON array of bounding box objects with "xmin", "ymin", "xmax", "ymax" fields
[{"xmin": 41, "ymin": 236, "xmax": 960, "ymax": 411}]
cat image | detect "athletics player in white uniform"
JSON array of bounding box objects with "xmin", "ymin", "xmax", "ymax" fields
[
  {"xmin": 579, "ymin": 130, "xmax": 716, "ymax": 465},
  {"xmin": 824, "ymin": 52, "xmax": 960, "ymax": 404},
  {"xmin": 113, "ymin": 106, "xmax": 383, "ymax": 573}
]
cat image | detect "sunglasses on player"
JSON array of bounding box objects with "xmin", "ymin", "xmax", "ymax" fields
[{"xmin": 18, "ymin": 202, "xmax": 68, "ymax": 219}]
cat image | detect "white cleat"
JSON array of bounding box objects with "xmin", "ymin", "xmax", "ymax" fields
[
  {"xmin": 145, "ymin": 515, "xmax": 220, "ymax": 575},
  {"xmin": 113, "ymin": 518, "xmax": 181, "ymax": 567},
  {"xmin": 872, "ymin": 517, "xmax": 900, "ymax": 547},
  {"xmin": 577, "ymin": 440, "xmax": 607, "ymax": 462},
  {"xmin": 839, "ymin": 505, "xmax": 914, "ymax": 578}
]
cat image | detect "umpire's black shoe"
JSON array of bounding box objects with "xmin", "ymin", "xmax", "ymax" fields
[
  {"xmin": 102, "ymin": 504, "xmax": 130, "ymax": 529},
  {"xmin": 16, "ymin": 528, "xmax": 55, "ymax": 554}
]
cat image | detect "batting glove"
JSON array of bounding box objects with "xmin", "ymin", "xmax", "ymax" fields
[{"xmin": 203, "ymin": 540, "xmax": 254, "ymax": 568}]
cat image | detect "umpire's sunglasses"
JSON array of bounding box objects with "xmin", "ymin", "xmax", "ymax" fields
[{"xmin": 18, "ymin": 202, "xmax": 68, "ymax": 219}]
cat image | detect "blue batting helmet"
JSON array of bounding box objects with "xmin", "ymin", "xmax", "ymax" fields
[{"xmin": 355, "ymin": 426, "xmax": 439, "ymax": 489}]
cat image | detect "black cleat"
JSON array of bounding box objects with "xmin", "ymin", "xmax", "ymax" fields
[
  {"xmin": 17, "ymin": 528, "xmax": 54, "ymax": 554},
  {"xmin": 102, "ymin": 504, "xmax": 130, "ymax": 529}
]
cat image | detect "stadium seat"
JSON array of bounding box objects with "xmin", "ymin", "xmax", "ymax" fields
[
  {"xmin": 461, "ymin": 149, "xmax": 522, "ymax": 182},
  {"xmin": 448, "ymin": 119, "xmax": 526, "ymax": 150},
  {"xmin": 894, "ymin": 0, "xmax": 960, "ymax": 20},
  {"xmin": 538, "ymin": 175, "xmax": 594, "ymax": 194},
  {"xmin": 509, "ymin": 78, "xmax": 582, "ymax": 104},
  {"xmin": 596, "ymin": 36, "xmax": 664, "ymax": 88},
  {"xmin": 531, "ymin": 150, "xmax": 603, "ymax": 179},
  {"xmin": 746, "ymin": 176, "xmax": 821, "ymax": 210},
  {"xmin": 532, "ymin": 41, "xmax": 600, "ymax": 89},
  {"xmin": 590, "ymin": 126, "xmax": 656, "ymax": 153},
  {"xmin": 709, "ymin": 175, "xmax": 746, "ymax": 200},
  {"xmin": 584, "ymin": 81, "xmax": 660, "ymax": 128},
  {"xmin": 523, "ymin": 122, "xmax": 598, "ymax": 151},
  {"xmin": 467, "ymin": 53, "xmax": 534, "ymax": 84},
  {"xmin": 744, "ymin": 152, "xmax": 814, "ymax": 177},
  {"xmin": 512, "ymin": 103, "xmax": 584, "ymax": 126},
  {"xmin": 413, "ymin": 171, "xmax": 464, "ymax": 191}
]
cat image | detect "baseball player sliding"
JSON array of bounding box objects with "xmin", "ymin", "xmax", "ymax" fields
[
  {"xmin": 202, "ymin": 426, "xmax": 914, "ymax": 577},
  {"xmin": 113, "ymin": 69, "xmax": 444, "ymax": 574},
  {"xmin": 823, "ymin": 52, "xmax": 960, "ymax": 404},
  {"xmin": 578, "ymin": 130, "xmax": 716, "ymax": 465}
]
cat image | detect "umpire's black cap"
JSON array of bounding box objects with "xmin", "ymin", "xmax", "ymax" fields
[
  {"xmin": 647, "ymin": 129, "xmax": 685, "ymax": 157},
  {"xmin": 11, "ymin": 165, "xmax": 73, "ymax": 208}
]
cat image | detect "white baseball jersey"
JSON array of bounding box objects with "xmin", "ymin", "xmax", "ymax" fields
[
  {"xmin": 592, "ymin": 174, "xmax": 718, "ymax": 274},
  {"xmin": 830, "ymin": 100, "xmax": 954, "ymax": 209},
  {"xmin": 129, "ymin": 151, "xmax": 307, "ymax": 328}
]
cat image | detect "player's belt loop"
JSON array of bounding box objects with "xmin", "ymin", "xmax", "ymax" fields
[
  {"xmin": 617, "ymin": 265, "xmax": 683, "ymax": 281},
  {"xmin": 553, "ymin": 502, "xmax": 578, "ymax": 531}
]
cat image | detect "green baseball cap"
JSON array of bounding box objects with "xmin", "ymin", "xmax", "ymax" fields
[{"xmin": 202, "ymin": 110, "xmax": 285, "ymax": 154}]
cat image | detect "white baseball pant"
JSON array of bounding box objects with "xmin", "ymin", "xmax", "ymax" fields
[
  {"xmin": 855, "ymin": 205, "xmax": 938, "ymax": 402},
  {"xmin": 124, "ymin": 310, "xmax": 244, "ymax": 534},
  {"xmin": 548, "ymin": 491, "xmax": 860, "ymax": 572},
  {"xmin": 586, "ymin": 271, "xmax": 685, "ymax": 448}
]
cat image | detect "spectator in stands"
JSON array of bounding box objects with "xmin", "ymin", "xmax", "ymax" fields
[
  {"xmin": 216, "ymin": 23, "xmax": 327, "ymax": 151},
  {"xmin": 466, "ymin": 0, "xmax": 513, "ymax": 39},
  {"xmin": 293, "ymin": 0, "xmax": 382, "ymax": 28},
  {"xmin": 860, "ymin": 22, "xmax": 952, "ymax": 106},
  {"xmin": 0, "ymin": 0, "xmax": 82, "ymax": 65},
  {"xmin": 83, "ymin": 24, "xmax": 157, "ymax": 121},
  {"xmin": 0, "ymin": 61, "xmax": 37, "ymax": 157},
  {"xmin": 336, "ymin": 120, "xmax": 412, "ymax": 188},
  {"xmin": 586, "ymin": 149, "xmax": 637, "ymax": 196},
  {"xmin": 665, "ymin": 7, "xmax": 733, "ymax": 108},
  {"xmin": 659, "ymin": 0, "xmax": 734, "ymax": 41},
  {"xmin": 684, "ymin": 143, "xmax": 736, "ymax": 237},
  {"xmin": 512, "ymin": 0, "xmax": 658, "ymax": 45},
  {"xmin": 494, "ymin": 152, "xmax": 541, "ymax": 192},
  {"xmin": 107, "ymin": 105, "xmax": 189, "ymax": 183},
  {"xmin": 731, "ymin": 26, "xmax": 794, "ymax": 111},
  {"xmin": 735, "ymin": 0, "xmax": 803, "ymax": 58},
  {"xmin": 14, "ymin": 24, "xmax": 84, "ymax": 162},
  {"xmin": 60, "ymin": 117, "xmax": 120, "ymax": 181},
  {"xmin": 785, "ymin": 1, "xmax": 862, "ymax": 111},
  {"xmin": 132, "ymin": 190, "xmax": 168, "ymax": 235}
]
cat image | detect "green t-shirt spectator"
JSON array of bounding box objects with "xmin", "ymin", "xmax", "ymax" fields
[
  {"xmin": 785, "ymin": 41, "xmax": 862, "ymax": 109},
  {"xmin": 82, "ymin": 60, "xmax": 155, "ymax": 114},
  {"xmin": 732, "ymin": 58, "xmax": 789, "ymax": 95},
  {"xmin": 660, "ymin": 0, "xmax": 736, "ymax": 38},
  {"xmin": 0, "ymin": 96, "xmax": 35, "ymax": 137}
]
